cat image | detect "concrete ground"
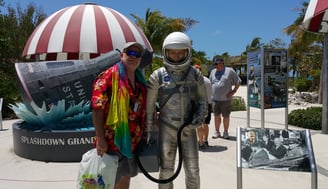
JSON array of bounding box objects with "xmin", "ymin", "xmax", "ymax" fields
[{"xmin": 0, "ymin": 86, "xmax": 327, "ymax": 189}]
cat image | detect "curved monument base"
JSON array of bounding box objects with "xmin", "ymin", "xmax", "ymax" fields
[{"xmin": 12, "ymin": 121, "xmax": 94, "ymax": 162}]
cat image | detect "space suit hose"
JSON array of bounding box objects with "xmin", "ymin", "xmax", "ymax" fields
[{"xmin": 135, "ymin": 120, "xmax": 190, "ymax": 184}]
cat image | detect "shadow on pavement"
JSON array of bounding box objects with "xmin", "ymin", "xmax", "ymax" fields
[
  {"xmin": 224, "ymin": 136, "xmax": 237, "ymax": 141},
  {"xmin": 199, "ymin": 145, "xmax": 228, "ymax": 153}
]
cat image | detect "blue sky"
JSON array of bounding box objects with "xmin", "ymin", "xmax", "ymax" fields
[{"xmin": 3, "ymin": 0, "xmax": 306, "ymax": 58}]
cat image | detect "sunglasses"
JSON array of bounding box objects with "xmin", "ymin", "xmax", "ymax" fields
[{"xmin": 125, "ymin": 50, "xmax": 141, "ymax": 58}]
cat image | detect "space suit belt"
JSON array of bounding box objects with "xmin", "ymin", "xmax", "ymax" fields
[
  {"xmin": 169, "ymin": 117, "xmax": 189, "ymax": 122},
  {"xmin": 161, "ymin": 85, "xmax": 196, "ymax": 95}
]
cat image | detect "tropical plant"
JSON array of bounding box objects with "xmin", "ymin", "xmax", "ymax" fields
[
  {"xmin": 245, "ymin": 37, "xmax": 262, "ymax": 53},
  {"xmin": 131, "ymin": 8, "xmax": 198, "ymax": 56},
  {"xmin": 0, "ymin": 2, "xmax": 46, "ymax": 118},
  {"xmin": 9, "ymin": 100, "xmax": 92, "ymax": 129},
  {"xmin": 266, "ymin": 38, "xmax": 287, "ymax": 49},
  {"xmin": 131, "ymin": 8, "xmax": 201, "ymax": 78},
  {"xmin": 283, "ymin": 1, "xmax": 323, "ymax": 99}
]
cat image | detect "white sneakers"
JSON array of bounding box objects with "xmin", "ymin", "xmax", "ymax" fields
[
  {"xmin": 212, "ymin": 130, "xmax": 221, "ymax": 139},
  {"xmin": 212, "ymin": 130, "xmax": 229, "ymax": 139},
  {"xmin": 223, "ymin": 131, "xmax": 229, "ymax": 139}
]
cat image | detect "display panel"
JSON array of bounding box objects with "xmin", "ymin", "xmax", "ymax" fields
[{"xmin": 240, "ymin": 127, "xmax": 311, "ymax": 172}]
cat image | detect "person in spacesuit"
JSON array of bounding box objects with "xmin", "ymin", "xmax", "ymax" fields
[{"xmin": 145, "ymin": 32, "xmax": 208, "ymax": 189}]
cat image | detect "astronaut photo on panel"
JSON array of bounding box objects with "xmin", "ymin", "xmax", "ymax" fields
[{"xmin": 241, "ymin": 128, "xmax": 311, "ymax": 172}]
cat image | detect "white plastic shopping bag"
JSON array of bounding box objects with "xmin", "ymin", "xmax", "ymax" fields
[{"xmin": 77, "ymin": 148, "xmax": 118, "ymax": 189}]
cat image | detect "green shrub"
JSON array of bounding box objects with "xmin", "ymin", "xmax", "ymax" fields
[
  {"xmin": 231, "ymin": 96, "xmax": 246, "ymax": 111},
  {"xmin": 293, "ymin": 78, "xmax": 311, "ymax": 92},
  {"xmin": 288, "ymin": 107, "xmax": 322, "ymax": 130}
]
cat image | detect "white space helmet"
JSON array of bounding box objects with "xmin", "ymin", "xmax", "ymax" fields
[{"xmin": 162, "ymin": 32, "xmax": 192, "ymax": 71}]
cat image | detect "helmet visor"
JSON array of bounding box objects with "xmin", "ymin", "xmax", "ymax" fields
[{"xmin": 165, "ymin": 48, "xmax": 189, "ymax": 63}]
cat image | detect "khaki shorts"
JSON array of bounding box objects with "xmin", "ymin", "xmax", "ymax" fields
[
  {"xmin": 212, "ymin": 100, "xmax": 231, "ymax": 117},
  {"xmin": 107, "ymin": 152, "xmax": 138, "ymax": 183}
]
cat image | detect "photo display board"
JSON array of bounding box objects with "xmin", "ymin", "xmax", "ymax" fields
[
  {"xmin": 247, "ymin": 50, "xmax": 261, "ymax": 108},
  {"xmin": 247, "ymin": 48, "xmax": 288, "ymax": 109},
  {"xmin": 239, "ymin": 127, "xmax": 311, "ymax": 172}
]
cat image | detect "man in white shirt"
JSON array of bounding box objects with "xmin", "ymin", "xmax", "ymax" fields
[{"xmin": 209, "ymin": 58, "xmax": 241, "ymax": 139}]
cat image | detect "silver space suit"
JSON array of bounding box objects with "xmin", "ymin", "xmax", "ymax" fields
[{"xmin": 146, "ymin": 32, "xmax": 208, "ymax": 189}]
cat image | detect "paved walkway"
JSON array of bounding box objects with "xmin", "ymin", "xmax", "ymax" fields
[{"xmin": 0, "ymin": 86, "xmax": 327, "ymax": 189}]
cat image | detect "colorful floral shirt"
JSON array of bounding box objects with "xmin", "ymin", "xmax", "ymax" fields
[{"xmin": 91, "ymin": 62, "xmax": 147, "ymax": 154}]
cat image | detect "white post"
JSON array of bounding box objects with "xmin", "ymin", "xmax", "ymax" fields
[
  {"xmin": 261, "ymin": 47, "xmax": 265, "ymax": 128},
  {"xmin": 322, "ymin": 34, "xmax": 328, "ymax": 134},
  {"xmin": 0, "ymin": 98, "xmax": 3, "ymax": 130},
  {"xmin": 236, "ymin": 127, "xmax": 243, "ymax": 189}
]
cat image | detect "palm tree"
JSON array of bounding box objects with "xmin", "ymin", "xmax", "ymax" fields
[
  {"xmin": 131, "ymin": 8, "xmax": 199, "ymax": 78},
  {"xmin": 131, "ymin": 9, "xmax": 166, "ymax": 55},
  {"xmin": 0, "ymin": 2, "xmax": 46, "ymax": 117},
  {"xmin": 284, "ymin": 2, "xmax": 322, "ymax": 62},
  {"xmin": 131, "ymin": 8, "xmax": 198, "ymax": 55},
  {"xmin": 284, "ymin": 1, "xmax": 324, "ymax": 102},
  {"xmin": 246, "ymin": 37, "xmax": 262, "ymax": 53}
]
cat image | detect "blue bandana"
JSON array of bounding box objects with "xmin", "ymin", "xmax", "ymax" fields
[{"xmin": 215, "ymin": 67, "xmax": 225, "ymax": 81}]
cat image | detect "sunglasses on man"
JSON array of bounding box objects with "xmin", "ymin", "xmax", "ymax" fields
[{"xmin": 125, "ymin": 50, "xmax": 141, "ymax": 58}]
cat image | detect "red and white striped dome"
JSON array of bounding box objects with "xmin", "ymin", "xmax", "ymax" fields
[
  {"xmin": 303, "ymin": 0, "xmax": 328, "ymax": 33},
  {"xmin": 22, "ymin": 3, "xmax": 152, "ymax": 61}
]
